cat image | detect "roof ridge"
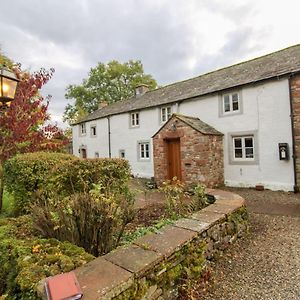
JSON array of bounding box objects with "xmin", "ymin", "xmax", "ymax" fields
[
  {"xmin": 174, "ymin": 113, "xmax": 199, "ymax": 120},
  {"xmin": 74, "ymin": 44, "xmax": 300, "ymax": 125},
  {"xmin": 151, "ymin": 44, "xmax": 300, "ymax": 92}
]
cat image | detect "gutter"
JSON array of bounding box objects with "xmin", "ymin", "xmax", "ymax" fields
[
  {"xmin": 107, "ymin": 116, "xmax": 111, "ymax": 158},
  {"xmin": 288, "ymin": 74, "xmax": 299, "ymax": 192}
]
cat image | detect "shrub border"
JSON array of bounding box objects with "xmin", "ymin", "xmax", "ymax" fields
[{"xmin": 38, "ymin": 189, "xmax": 248, "ymax": 299}]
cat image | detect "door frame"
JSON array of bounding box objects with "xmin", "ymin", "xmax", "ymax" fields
[{"xmin": 165, "ymin": 138, "xmax": 182, "ymax": 181}]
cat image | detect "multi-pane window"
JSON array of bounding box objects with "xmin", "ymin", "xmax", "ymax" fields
[
  {"xmin": 131, "ymin": 112, "xmax": 140, "ymax": 127},
  {"xmin": 80, "ymin": 123, "xmax": 86, "ymax": 135},
  {"xmin": 233, "ymin": 136, "xmax": 254, "ymax": 160},
  {"xmin": 161, "ymin": 106, "xmax": 172, "ymax": 123},
  {"xmin": 139, "ymin": 142, "xmax": 150, "ymax": 160},
  {"xmin": 91, "ymin": 125, "xmax": 97, "ymax": 137},
  {"xmin": 223, "ymin": 92, "xmax": 240, "ymax": 113}
]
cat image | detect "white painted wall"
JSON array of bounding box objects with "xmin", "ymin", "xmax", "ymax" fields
[
  {"xmin": 73, "ymin": 78, "xmax": 295, "ymax": 191},
  {"xmin": 72, "ymin": 117, "xmax": 109, "ymax": 158}
]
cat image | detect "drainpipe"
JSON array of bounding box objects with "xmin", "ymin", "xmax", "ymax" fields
[
  {"xmin": 288, "ymin": 75, "xmax": 299, "ymax": 192},
  {"xmin": 107, "ymin": 116, "xmax": 112, "ymax": 158}
]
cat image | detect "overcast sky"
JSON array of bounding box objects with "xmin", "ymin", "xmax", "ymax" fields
[{"xmin": 1, "ymin": 0, "xmax": 300, "ymax": 127}]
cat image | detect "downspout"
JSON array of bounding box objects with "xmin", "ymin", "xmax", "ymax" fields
[
  {"xmin": 288, "ymin": 75, "xmax": 298, "ymax": 192},
  {"xmin": 107, "ymin": 116, "xmax": 112, "ymax": 158}
]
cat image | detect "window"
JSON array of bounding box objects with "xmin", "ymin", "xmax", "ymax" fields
[
  {"xmin": 223, "ymin": 92, "xmax": 240, "ymax": 114},
  {"xmin": 90, "ymin": 125, "xmax": 97, "ymax": 137},
  {"xmin": 80, "ymin": 123, "xmax": 86, "ymax": 135},
  {"xmin": 119, "ymin": 149, "xmax": 125, "ymax": 158},
  {"xmin": 138, "ymin": 142, "xmax": 150, "ymax": 160},
  {"xmin": 130, "ymin": 112, "xmax": 139, "ymax": 127},
  {"xmin": 233, "ymin": 136, "xmax": 254, "ymax": 160},
  {"xmin": 95, "ymin": 152, "xmax": 99, "ymax": 158},
  {"xmin": 161, "ymin": 106, "xmax": 172, "ymax": 123}
]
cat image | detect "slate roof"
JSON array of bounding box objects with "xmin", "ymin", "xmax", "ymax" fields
[
  {"xmin": 75, "ymin": 44, "xmax": 300, "ymax": 125},
  {"xmin": 175, "ymin": 114, "xmax": 223, "ymax": 135},
  {"xmin": 152, "ymin": 114, "xmax": 223, "ymax": 137}
]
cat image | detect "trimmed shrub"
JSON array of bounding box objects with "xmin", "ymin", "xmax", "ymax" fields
[
  {"xmin": 4, "ymin": 152, "xmax": 75, "ymax": 215},
  {"xmin": 48, "ymin": 158, "xmax": 131, "ymax": 196},
  {"xmin": 0, "ymin": 216, "xmax": 94, "ymax": 299},
  {"xmin": 31, "ymin": 182, "xmax": 135, "ymax": 257}
]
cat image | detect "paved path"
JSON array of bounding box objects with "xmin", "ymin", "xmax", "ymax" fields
[{"xmin": 200, "ymin": 188, "xmax": 300, "ymax": 300}]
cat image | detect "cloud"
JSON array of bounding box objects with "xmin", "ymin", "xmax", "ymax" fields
[{"xmin": 0, "ymin": 0, "xmax": 299, "ymax": 128}]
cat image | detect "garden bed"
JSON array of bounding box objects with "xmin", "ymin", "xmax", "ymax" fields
[{"xmin": 45, "ymin": 188, "xmax": 248, "ymax": 300}]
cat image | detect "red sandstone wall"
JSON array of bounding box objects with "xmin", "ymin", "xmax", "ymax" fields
[
  {"xmin": 153, "ymin": 118, "xmax": 224, "ymax": 188},
  {"xmin": 290, "ymin": 74, "xmax": 300, "ymax": 189}
]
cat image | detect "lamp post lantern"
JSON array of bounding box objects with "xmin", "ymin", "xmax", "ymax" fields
[{"xmin": 0, "ymin": 66, "xmax": 19, "ymax": 110}]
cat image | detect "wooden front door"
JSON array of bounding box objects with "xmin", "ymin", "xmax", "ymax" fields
[
  {"xmin": 166, "ymin": 139, "xmax": 182, "ymax": 181},
  {"xmin": 81, "ymin": 148, "xmax": 87, "ymax": 158}
]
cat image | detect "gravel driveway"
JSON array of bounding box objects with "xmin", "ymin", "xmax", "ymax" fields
[{"xmin": 199, "ymin": 188, "xmax": 300, "ymax": 300}]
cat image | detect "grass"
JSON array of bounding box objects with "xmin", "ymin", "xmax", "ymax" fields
[{"xmin": 1, "ymin": 189, "xmax": 13, "ymax": 217}]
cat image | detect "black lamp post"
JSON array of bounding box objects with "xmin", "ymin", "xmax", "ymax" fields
[{"xmin": 0, "ymin": 66, "xmax": 19, "ymax": 111}]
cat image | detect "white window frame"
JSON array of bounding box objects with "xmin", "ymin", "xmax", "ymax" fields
[
  {"xmin": 233, "ymin": 136, "xmax": 254, "ymax": 161},
  {"xmin": 161, "ymin": 106, "xmax": 172, "ymax": 123},
  {"xmin": 228, "ymin": 131, "xmax": 259, "ymax": 165},
  {"xmin": 90, "ymin": 125, "xmax": 97, "ymax": 137},
  {"xmin": 223, "ymin": 92, "xmax": 240, "ymax": 114},
  {"xmin": 80, "ymin": 123, "xmax": 86, "ymax": 136},
  {"xmin": 130, "ymin": 112, "xmax": 140, "ymax": 127},
  {"xmin": 138, "ymin": 141, "xmax": 150, "ymax": 160}
]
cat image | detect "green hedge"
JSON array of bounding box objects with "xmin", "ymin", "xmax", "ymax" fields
[
  {"xmin": 4, "ymin": 152, "xmax": 75, "ymax": 215},
  {"xmin": 4, "ymin": 153, "xmax": 131, "ymax": 216},
  {"xmin": 48, "ymin": 158, "xmax": 131, "ymax": 196},
  {"xmin": 0, "ymin": 216, "xmax": 94, "ymax": 299}
]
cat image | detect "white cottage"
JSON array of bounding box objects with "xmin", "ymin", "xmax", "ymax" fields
[{"xmin": 72, "ymin": 45, "xmax": 300, "ymax": 192}]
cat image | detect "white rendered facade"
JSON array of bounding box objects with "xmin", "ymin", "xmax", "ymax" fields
[{"xmin": 73, "ymin": 77, "xmax": 294, "ymax": 191}]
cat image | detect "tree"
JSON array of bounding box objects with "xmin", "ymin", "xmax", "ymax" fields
[
  {"xmin": 64, "ymin": 60, "xmax": 157, "ymax": 124},
  {"xmin": 0, "ymin": 63, "xmax": 67, "ymax": 211}
]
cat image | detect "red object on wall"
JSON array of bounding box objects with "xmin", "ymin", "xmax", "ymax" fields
[{"xmin": 45, "ymin": 271, "xmax": 83, "ymax": 300}]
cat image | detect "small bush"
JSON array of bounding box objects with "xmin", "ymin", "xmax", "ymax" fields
[
  {"xmin": 31, "ymin": 183, "xmax": 135, "ymax": 256},
  {"xmin": 4, "ymin": 152, "xmax": 75, "ymax": 215},
  {"xmin": 159, "ymin": 177, "xmax": 187, "ymax": 217},
  {"xmin": 0, "ymin": 216, "xmax": 93, "ymax": 299},
  {"xmin": 188, "ymin": 183, "xmax": 208, "ymax": 213},
  {"xmin": 159, "ymin": 179, "xmax": 208, "ymax": 217}
]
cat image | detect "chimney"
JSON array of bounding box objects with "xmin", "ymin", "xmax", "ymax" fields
[
  {"xmin": 98, "ymin": 101, "xmax": 108, "ymax": 109},
  {"xmin": 135, "ymin": 84, "xmax": 149, "ymax": 97}
]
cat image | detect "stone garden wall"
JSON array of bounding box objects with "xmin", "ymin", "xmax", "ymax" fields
[{"xmin": 40, "ymin": 189, "xmax": 248, "ymax": 300}]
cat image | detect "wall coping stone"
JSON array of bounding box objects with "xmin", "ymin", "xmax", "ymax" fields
[
  {"xmin": 173, "ymin": 218, "xmax": 211, "ymax": 233},
  {"xmin": 104, "ymin": 245, "xmax": 162, "ymax": 276},
  {"xmin": 74, "ymin": 257, "xmax": 133, "ymax": 300},
  {"xmin": 133, "ymin": 225, "xmax": 198, "ymax": 258},
  {"xmin": 38, "ymin": 188, "xmax": 247, "ymax": 300}
]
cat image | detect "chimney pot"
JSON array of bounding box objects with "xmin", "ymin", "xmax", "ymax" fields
[
  {"xmin": 135, "ymin": 84, "xmax": 149, "ymax": 97},
  {"xmin": 98, "ymin": 101, "xmax": 108, "ymax": 109}
]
